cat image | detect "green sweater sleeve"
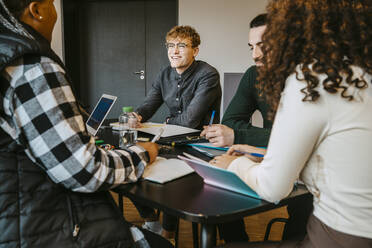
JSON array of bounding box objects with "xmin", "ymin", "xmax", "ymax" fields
[{"xmin": 222, "ymin": 66, "xmax": 272, "ymax": 147}]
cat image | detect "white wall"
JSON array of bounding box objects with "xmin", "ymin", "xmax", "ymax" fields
[
  {"xmin": 179, "ymin": 0, "xmax": 268, "ymax": 75},
  {"xmin": 51, "ymin": 0, "xmax": 63, "ymax": 60}
]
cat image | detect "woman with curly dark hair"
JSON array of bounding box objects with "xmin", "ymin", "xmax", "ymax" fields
[{"xmin": 213, "ymin": 0, "xmax": 372, "ymax": 247}]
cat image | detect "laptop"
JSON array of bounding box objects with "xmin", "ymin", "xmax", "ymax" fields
[
  {"xmin": 86, "ymin": 94, "xmax": 117, "ymax": 136},
  {"xmin": 178, "ymin": 156, "xmax": 260, "ymax": 199}
]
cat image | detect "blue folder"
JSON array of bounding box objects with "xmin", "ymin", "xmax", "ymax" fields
[{"xmin": 179, "ymin": 156, "xmax": 260, "ymax": 199}]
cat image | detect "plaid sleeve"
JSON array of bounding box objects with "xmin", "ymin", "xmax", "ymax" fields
[{"xmin": 2, "ymin": 56, "xmax": 148, "ymax": 192}]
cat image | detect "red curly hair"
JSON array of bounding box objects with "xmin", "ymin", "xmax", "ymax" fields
[{"xmin": 258, "ymin": 0, "xmax": 372, "ymax": 120}]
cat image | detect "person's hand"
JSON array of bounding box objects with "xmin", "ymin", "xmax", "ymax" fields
[
  {"xmin": 137, "ymin": 142, "xmax": 158, "ymax": 164},
  {"xmin": 209, "ymin": 154, "xmax": 239, "ymax": 169},
  {"xmin": 200, "ymin": 124, "xmax": 234, "ymax": 147},
  {"xmin": 227, "ymin": 144, "xmax": 266, "ymax": 163},
  {"xmin": 132, "ymin": 112, "xmax": 143, "ymax": 128}
]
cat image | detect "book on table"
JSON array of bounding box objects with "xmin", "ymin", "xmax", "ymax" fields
[{"xmin": 142, "ymin": 157, "xmax": 194, "ymax": 184}]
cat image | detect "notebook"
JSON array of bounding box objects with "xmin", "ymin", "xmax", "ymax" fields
[
  {"xmin": 86, "ymin": 94, "xmax": 117, "ymax": 136},
  {"xmin": 142, "ymin": 157, "xmax": 194, "ymax": 183},
  {"xmin": 188, "ymin": 143, "xmax": 266, "ymax": 158},
  {"xmin": 178, "ymin": 156, "xmax": 260, "ymax": 199},
  {"xmin": 188, "ymin": 142, "xmax": 228, "ymax": 151},
  {"xmin": 188, "ymin": 143, "xmax": 227, "ymax": 158}
]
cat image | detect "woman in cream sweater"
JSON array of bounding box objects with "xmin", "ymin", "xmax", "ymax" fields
[{"xmin": 213, "ymin": 0, "xmax": 372, "ymax": 247}]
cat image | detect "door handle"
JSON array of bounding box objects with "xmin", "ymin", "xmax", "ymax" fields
[
  {"xmin": 134, "ymin": 70, "xmax": 145, "ymax": 80},
  {"xmin": 134, "ymin": 70, "xmax": 145, "ymax": 75}
]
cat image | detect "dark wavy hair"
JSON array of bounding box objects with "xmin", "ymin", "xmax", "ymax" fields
[{"xmin": 258, "ymin": 0, "xmax": 372, "ymax": 120}]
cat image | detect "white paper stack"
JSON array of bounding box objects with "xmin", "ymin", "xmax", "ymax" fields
[{"xmin": 110, "ymin": 122, "xmax": 199, "ymax": 137}]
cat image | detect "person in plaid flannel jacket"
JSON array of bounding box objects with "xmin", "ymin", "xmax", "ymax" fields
[{"xmin": 0, "ymin": 0, "xmax": 173, "ymax": 247}]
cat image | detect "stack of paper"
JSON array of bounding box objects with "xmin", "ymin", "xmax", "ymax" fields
[{"xmin": 110, "ymin": 122, "xmax": 199, "ymax": 137}]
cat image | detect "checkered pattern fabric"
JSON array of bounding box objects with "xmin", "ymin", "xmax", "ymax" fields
[{"xmin": 0, "ymin": 56, "xmax": 149, "ymax": 192}]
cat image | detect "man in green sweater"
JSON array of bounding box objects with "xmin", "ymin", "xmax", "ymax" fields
[
  {"xmin": 221, "ymin": 65, "xmax": 271, "ymax": 146},
  {"xmin": 201, "ymin": 14, "xmax": 313, "ymax": 243},
  {"xmin": 201, "ymin": 15, "xmax": 271, "ymax": 148},
  {"xmin": 200, "ymin": 13, "xmax": 269, "ymax": 243}
]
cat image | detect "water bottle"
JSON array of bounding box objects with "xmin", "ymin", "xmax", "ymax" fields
[{"xmin": 118, "ymin": 106, "xmax": 138, "ymax": 148}]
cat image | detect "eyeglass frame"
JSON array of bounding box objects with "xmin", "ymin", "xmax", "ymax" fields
[{"xmin": 165, "ymin": 42, "xmax": 193, "ymax": 51}]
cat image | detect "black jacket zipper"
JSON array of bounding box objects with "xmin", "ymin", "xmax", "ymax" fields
[{"xmin": 66, "ymin": 194, "xmax": 80, "ymax": 240}]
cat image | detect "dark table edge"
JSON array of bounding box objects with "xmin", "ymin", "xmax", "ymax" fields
[{"xmin": 114, "ymin": 185, "xmax": 310, "ymax": 224}]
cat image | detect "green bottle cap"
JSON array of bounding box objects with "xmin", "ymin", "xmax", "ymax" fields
[{"xmin": 122, "ymin": 106, "xmax": 133, "ymax": 113}]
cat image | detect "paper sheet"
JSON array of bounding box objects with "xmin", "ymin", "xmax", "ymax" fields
[
  {"xmin": 110, "ymin": 122, "xmax": 199, "ymax": 137},
  {"xmin": 143, "ymin": 157, "xmax": 194, "ymax": 183}
]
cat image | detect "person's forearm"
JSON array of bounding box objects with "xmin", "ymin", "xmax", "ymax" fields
[
  {"xmin": 136, "ymin": 98, "xmax": 163, "ymax": 122},
  {"xmin": 136, "ymin": 81, "xmax": 163, "ymax": 122}
]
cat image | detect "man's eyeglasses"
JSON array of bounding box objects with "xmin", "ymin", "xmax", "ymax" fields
[{"xmin": 165, "ymin": 42, "xmax": 190, "ymax": 51}]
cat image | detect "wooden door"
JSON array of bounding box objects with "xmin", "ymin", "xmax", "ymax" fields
[{"xmin": 63, "ymin": 0, "xmax": 177, "ymax": 120}]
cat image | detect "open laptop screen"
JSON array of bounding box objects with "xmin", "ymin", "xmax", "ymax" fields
[{"xmin": 86, "ymin": 94, "xmax": 117, "ymax": 136}]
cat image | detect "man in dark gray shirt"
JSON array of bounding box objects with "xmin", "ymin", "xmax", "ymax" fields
[
  {"xmin": 136, "ymin": 25, "xmax": 221, "ymax": 130},
  {"xmin": 133, "ymin": 25, "xmax": 221, "ymax": 243}
]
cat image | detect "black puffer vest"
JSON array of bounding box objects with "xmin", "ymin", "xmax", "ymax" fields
[{"xmin": 0, "ymin": 25, "xmax": 134, "ymax": 247}]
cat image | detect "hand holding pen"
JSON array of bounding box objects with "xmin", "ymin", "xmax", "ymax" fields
[{"xmin": 227, "ymin": 144, "xmax": 266, "ymax": 163}]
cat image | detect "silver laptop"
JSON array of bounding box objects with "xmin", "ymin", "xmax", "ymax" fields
[
  {"xmin": 179, "ymin": 156, "xmax": 260, "ymax": 199},
  {"xmin": 86, "ymin": 94, "xmax": 117, "ymax": 136}
]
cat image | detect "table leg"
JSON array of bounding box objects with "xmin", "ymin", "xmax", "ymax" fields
[
  {"xmin": 200, "ymin": 224, "xmax": 216, "ymax": 248},
  {"xmin": 118, "ymin": 193, "xmax": 124, "ymax": 215},
  {"xmin": 192, "ymin": 222, "xmax": 199, "ymax": 248}
]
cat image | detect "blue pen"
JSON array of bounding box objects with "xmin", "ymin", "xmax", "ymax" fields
[
  {"xmin": 209, "ymin": 110, "xmax": 216, "ymax": 126},
  {"xmin": 235, "ymin": 150, "xmax": 264, "ymax": 158}
]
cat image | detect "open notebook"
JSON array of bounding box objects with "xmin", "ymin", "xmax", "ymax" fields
[{"xmin": 142, "ymin": 157, "xmax": 194, "ymax": 183}]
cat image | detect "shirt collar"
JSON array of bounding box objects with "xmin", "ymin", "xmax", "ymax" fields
[{"xmin": 172, "ymin": 60, "xmax": 198, "ymax": 80}]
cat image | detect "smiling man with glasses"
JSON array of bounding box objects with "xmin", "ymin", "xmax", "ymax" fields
[
  {"xmin": 135, "ymin": 25, "xmax": 221, "ymax": 130},
  {"xmin": 134, "ymin": 25, "xmax": 222, "ymax": 242}
]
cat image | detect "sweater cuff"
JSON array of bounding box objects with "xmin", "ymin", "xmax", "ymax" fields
[
  {"xmin": 128, "ymin": 144, "xmax": 150, "ymax": 164},
  {"xmin": 227, "ymin": 156, "xmax": 260, "ymax": 191}
]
